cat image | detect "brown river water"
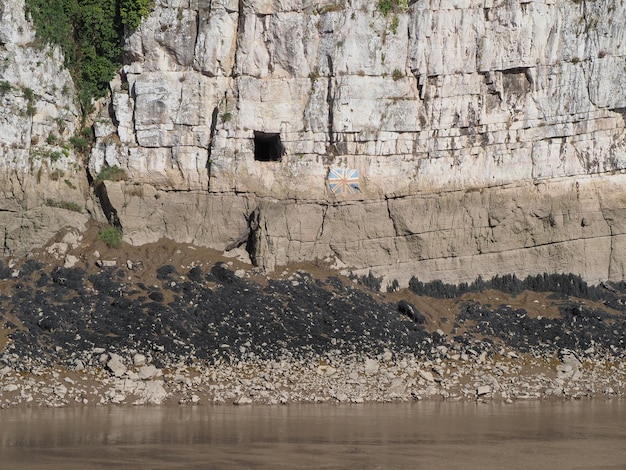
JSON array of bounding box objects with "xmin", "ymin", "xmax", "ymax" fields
[{"xmin": 0, "ymin": 401, "xmax": 625, "ymax": 469}]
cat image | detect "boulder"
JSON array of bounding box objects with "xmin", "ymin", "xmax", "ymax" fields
[{"xmin": 107, "ymin": 354, "xmax": 127, "ymax": 377}]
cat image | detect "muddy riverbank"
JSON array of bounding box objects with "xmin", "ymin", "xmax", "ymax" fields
[{"xmin": 1, "ymin": 224, "xmax": 625, "ymax": 408}]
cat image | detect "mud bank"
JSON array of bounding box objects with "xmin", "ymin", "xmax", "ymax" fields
[{"xmin": 1, "ymin": 226, "xmax": 625, "ymax": 408}]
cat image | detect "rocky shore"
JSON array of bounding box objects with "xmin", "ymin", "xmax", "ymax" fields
[{"xmin": 1, "ymin": 224, "xmax": 625, "ymax": 408}]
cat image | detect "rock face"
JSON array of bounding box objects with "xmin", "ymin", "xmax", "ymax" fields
[
  {"xmin": 0, "ymin": 0, "xmax": 91, "ymax": 255},
  {"xmin": 4, "ymin": 0, "xmax": 626, "ymax": 285}
]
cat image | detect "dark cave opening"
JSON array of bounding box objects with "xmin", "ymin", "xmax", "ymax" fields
[{"xmin": 253, "ymin": 131, "xmax": 284, "ymax": 162}]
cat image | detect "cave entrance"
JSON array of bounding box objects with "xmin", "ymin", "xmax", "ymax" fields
[{"xmin": 254, "ymin": 131, "xmax": 284, "ymax": 162}]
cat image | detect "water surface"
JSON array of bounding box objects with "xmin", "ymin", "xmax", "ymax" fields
[{"xmin": 1, "ymin": 401, "xmax": 625, "ymax": 469}]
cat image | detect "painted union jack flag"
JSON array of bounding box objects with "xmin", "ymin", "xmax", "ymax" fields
[{"xmin": 328, "ymin": 168, "xmax": 360, "ymax": 195}]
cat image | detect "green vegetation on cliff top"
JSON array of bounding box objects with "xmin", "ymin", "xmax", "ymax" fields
[{"xmin": 24, "ymin": 0, "xmax": 153, "ymax": 113}]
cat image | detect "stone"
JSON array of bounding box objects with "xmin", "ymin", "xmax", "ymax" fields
[
  {"xmin": 557, "ymin": 364, "xmax": 573, "ymax": 379},
  {"xmin": 61, "ymin": 230, "xmax": 82, "ymax": 247},
  {"xmin": 133, "ymin": 354, "xmax": 147, "ymax": 367},
  {"xmin": 388, "ymin": 378, "xmax": 406, "ymax": 397},
  {"xmin": 133, "ymin": 381, "xmax": 168, "ymax": 405},
  {"xmin": 106, "ymin": 354, "xmax": 127, "ymax": 377},
  {"xmin": 382, "ymin": 349, "xmax": 393, "ymax": 362},
  {"xmin": 419, "ymin": 370, "xmax": 435, "ymax": 382},
  {"xmin": 476, "ymin": 385, "xmax": 491, "ymax": 397},
  {"xmin": 64, "ymin": 255, "xmax": 79, "ymax": 268},
  {"xmin": 96, "ymin": 260, "xmax": 117, "ymax": 268},
  {"xmin": 137, "ymin": 365, "xmax": 161, "ymax": 380},
  {"xmin": 364, "ymin": 358, "xmax": 379, "ymax": 376},
  {"xmin": 234, "ymin": 395, "xmax": 252, "ymax": 405}
]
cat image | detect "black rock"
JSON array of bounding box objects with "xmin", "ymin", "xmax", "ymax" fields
[{"xmin": 397, "ymin": 300, "xmax": 425, "ymax": 324}]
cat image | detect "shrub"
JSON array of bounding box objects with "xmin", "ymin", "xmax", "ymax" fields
[
  {"xmin": 391, "ymin": 15, "xmax": 399, "ymax": 34},
  {"xmin": 69, "ymin": 135, "xmax": 89, "ymax": 153},
  {"xmin": 318, "ymin": 4, "xmax": 344, "ymax": 13},
  {"xmin": 22, "ymin": 87, "xmax": 35, "ymax": 101},
  {"xmin": 407, "ymin": 272, "xmax": 605, "ymax": 300},
  {"xmin": 49, "ymin": 169, "xmax": 64, "ymax": 181},
  {"xmin": 309, "ymin": 68, "xmax": 321, "ymax": 80},
  {"xmin": 45, "ymin": 198, "xmax": 82, "ymax": 212},
  {"xmin": 392, "ymin": 68, "xmax": 403, "ymax": 81},
  {"xmin": 350, "ymin": 271, "xmax": 383, "ymax": 291},
  {"xmin": 55, "ymin": 117, "xmax": 67, "ymax": 134},
  {"xmin": 25, "ymin": 0, "xmax": 154, "ymax": 112},
  {"xmin": 124, "ymin": 183, "xmax": 144, "ymax": 197},
  {"xmin": 377, "ymin": 0, "xmax": 407, "ymax": 17},
  {"xmin": 23, "ymin": 87, "xmax": 37, "ymax": 115},
  {"xmin": 95, "ymin": 165, "xmax": 127, "ymax": 183},
  {"xmin": 98, "ymin": 226, "xmax": 123, "ymax": 248},
  {"xmin": 386, "ymin": 279, "xmax": 400, "ymax": 292},
  {"xmin": 120, "ymin": 0, "xmax": 155, "ymax": 29},
  {"xmin": 377, "ymin": 0, "xmax": 394, "ymax": 16},
  {"xmin": 0, "ymin": 80, "xmax": 13, "ymax": 95}
]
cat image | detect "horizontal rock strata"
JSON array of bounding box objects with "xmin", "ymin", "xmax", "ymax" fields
[
  {"xmin": 88, "ymin": 0, "xmax": 626, "ymax": 284},
  {"xmin": 2, "ymin": 0, "xmax": 626, "ymax": 285},
  {"xmin": 103, "ymin": 173, "xmax": 626, "ymax": 286}
]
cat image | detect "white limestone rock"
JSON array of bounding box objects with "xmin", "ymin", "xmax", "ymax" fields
[
  {"xmin": 364, "ymin": 358, "xmax": 379, "ymax": 376},
  {"xmin": 64, "ymin": 255, "xmax": 79, "ymax": 268},
  {"xmin": 137, "ymin": 365, "xmax": 162, "ymax": 380},
  {"xmin": 107, "ymin": 354, "xmax": 127, "ymax": 378},
  {"xmin": 419, "ymin": 370, "xmax": 435, "ymax": 383},
  {"xmin": 5, "ymin": 0, "xmax": 626, "ymax": 288},
  {"xmin": 133, "ymin": 381, "xmax": 168, "ymax": 405},
  {"xmin": 133, "ymin": 354, "xmax": 147, "ymax": 367}
]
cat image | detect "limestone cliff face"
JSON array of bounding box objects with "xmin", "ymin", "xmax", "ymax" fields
[
  {"xmin": 4, "ymin": 0, "xmax": 626, "ymax": 286},
  {"xmin": 0, "ymin": 0, "xmax": 91, "ymax": 254}
]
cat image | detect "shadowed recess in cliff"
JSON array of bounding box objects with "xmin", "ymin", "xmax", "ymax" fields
[
  {"xmin": 93, "ymin": 182, "xmax": 122, "ymax": 230},
  {"xmin": 206, "ymin": 105, "xmax": 219, "ymax": 188},
  {"xmin": 253, "ymin": 132, "xmax": 284, "ymax": 162}
]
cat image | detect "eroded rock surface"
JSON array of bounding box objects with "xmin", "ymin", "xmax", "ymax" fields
[
  {"xmin": 2, "ymin": 0, "xmax": 626, "ymax": 286},
  {"xmin": 0, "ymin": 0, "xmax": 92, "ymax": 255},
  {"xmin": 89, "ymin": 0, "xmax": 626, "ymax": 284}
]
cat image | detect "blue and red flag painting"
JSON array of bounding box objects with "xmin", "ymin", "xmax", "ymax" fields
[{"xmin": 328, "ymin": 168, "xmax": 360, "ymax": 195}]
